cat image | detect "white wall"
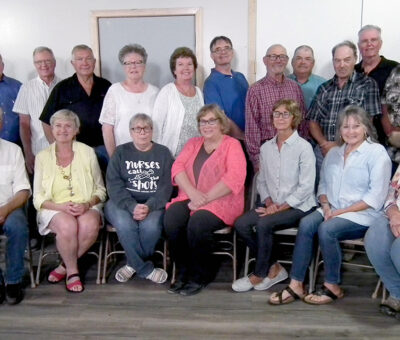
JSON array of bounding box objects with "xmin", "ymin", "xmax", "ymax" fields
[{"xmin": 0, "ymin": 0, "xmax": 249, "ymax": 83}]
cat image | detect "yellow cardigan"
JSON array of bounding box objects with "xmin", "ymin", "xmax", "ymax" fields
[{"xmin": 33, "ymin": 141, "xmax": 106, "ymax": 210}]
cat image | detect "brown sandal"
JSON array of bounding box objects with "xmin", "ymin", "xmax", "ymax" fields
[
  {"xmin": 304, "ymin": 286, "xmax": 344, "ymax": 305},
  {"xmin": 269, "ymin": 286, "xmax": 305, "ymax": 305}
]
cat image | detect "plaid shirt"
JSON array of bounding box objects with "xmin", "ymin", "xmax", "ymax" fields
[
  {"xmin": 245, "ymin": 75, "xmax": 307, "ymax": 168},
  {"xmin": 307, "ymin": 71, "xmax": 381, "ymax": 142}
]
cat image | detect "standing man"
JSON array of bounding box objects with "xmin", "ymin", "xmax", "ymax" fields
[
  {"xmin": 203, "ymin": 36, "xmax": 248, "ymax": 140},
  {"xmin": 40, "ymin": 44, "xmax": 111, "ymax": 169},
  {"xmin": 0, "ymin": 54, "xmax": 22, "ymax": 144},
  {"xmin": 245, "ymin": 44, "xmax": 307, "ymax": 171},
  {"xmin": 355, "ymin": 24, "xmax": 399, "ymax": 144},
  {"xmin": 13, "ymin": 47, "xmax": 61, "ymax": 174},
  {"xmin": 308, "ymin": 40, "xmax": 381, "ymax": 171},
  {"xmin": 288, "ymin": 45, "xmax": 326, "ymax": 109},
  {"xmin": 0, "ymin": 108, "xmax": 31, "ymax": 305}
]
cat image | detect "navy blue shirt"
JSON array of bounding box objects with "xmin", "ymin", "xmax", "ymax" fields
[
  {"xmin": 0, "ymin": 74, "xmax": 21, "ymax": 143},
  {"xmin": 203, "ymin": 68, "xmax": 248, "ymax": 131},
  {"xmin": 40, "ymin": 73, "xmax": 111, "ymax": 147}
]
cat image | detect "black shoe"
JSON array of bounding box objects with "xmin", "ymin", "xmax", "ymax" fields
[
  {"xmin": 0, "ymin": 284, "xmax": 5, "ymax": 304},
  {"xmin": 167, "ymin": 280, "xmax": 187, "ymax": 294},
  {"xmin": 6, "ymin": 283, "xmax": 24, "ymax": 305},
  {"xmin": 179, "ymin": 281, "xmax": 203, "ymax": 296}
]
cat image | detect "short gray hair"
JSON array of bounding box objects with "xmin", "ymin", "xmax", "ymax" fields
[
  {"xmin": 118, "ymin": 44, "xmax": 148, "ymax": 64},
  {"xmin": 292, "ymin": 45, "xmax": 315, "ymax": 60},
  {"xmin": 71, "ymin": 44, "xmax": 93, "ymax": 60},
  {"xmin": 33, "ymin": 46, "xmax": 55, "ymax": 58},
  {"xmin": 266, "ymin": 44, "xmax": 287, "ymax": 56},
  {"xmin": 50, "ymin": 109, "xmax": 80, "ymax": 130},
  {"xmin": 129, "ymin": 113, "xmax": 153, "ymax": 129},
  {"xmin": 358, "ymin": 25, "xmax": 382, "ymax": 40},
  {"xmin": 335, "ymin": 105, "xmax": 377, "ymax": 145},
  {"xmin": 332, "ymin": 40, "xmax": 357, "ymax": 59}
]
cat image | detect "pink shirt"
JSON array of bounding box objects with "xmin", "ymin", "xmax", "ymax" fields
[{"xmin": 167, "ymin": 135, "xmax": 246, "ymax": 226}]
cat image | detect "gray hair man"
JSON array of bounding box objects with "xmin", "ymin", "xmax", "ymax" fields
[
  {"xmin": 308, "ymin": 40, "xmax": 381, "ymax": 174},
  {"xmin": 288, "ymin": 45, "xmax": 326, "ymax": 109},
  {"xmin": 13, "ymin": 46, "xmax": 61, "ymax": 174}
]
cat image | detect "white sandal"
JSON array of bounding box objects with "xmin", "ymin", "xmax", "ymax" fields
[
  {"xmin": 146, "ymin": 268, "xmax": 168, "ymax": 284},
  {"xmin": 115, "ymin": 264, "xmax": 136, "ymax": 283}
]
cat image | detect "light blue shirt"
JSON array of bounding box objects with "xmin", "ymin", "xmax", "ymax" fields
[
  {"xmin": 257, "ymin": 130, "xmax": 317, "ymax": 212},
  {"xmin": 317, "ymin": 140, "xmax": 391, "ymax": 226},
  {"xmin": 288, "ymin": 73, "xmax": 325, "ymax": 109}
]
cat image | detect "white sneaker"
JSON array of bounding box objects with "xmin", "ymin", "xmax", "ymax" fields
[
  {"xmin": 115, "ymin": 264, "xmax": 136, "ymax": 283},
  {"xmin": 146, "ymin": 268, "xmax": 168, "ymax": 284},
  {"xmin": 232, "ymin": 276, "xmax": 256, "ymax": 292},
  {"xmin": 254, "ymin": 267, "xmax": 288, "ymax": 291}
]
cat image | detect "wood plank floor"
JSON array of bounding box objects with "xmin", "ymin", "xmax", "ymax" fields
[{"xmin": 1, "ymin": 256, "xmax": 400, "ymax": 340}]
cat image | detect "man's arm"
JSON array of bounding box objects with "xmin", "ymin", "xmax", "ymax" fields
[
  {"xmin": 309, "ymin": 121, "xmax": 337, "ymax": 156},
  {"xmin": 42, "ymin": 122, "xmax": 55, "ymax": 143},
  {"xmin": 19, "ymin": 114, "xmax": 35, "ymax": 174},
  {"xmin": 0, "ymin": 190, "xmax": 30, "ymax": 225}
]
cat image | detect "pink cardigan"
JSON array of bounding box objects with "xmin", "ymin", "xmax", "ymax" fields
[{"xmin": 167, "ymin": 135, "xmax": 246, "ymax": 226}]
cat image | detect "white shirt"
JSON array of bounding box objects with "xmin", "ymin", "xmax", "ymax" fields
[
  {"xmin": 152, "ymin": 82, "xmax": 204, "ymax": 156},
  {"xmin": 318, "ymin": 140, "xmax": 392, "ymax": 226},
  {"xmin": 0, "ymin": 139, "xmax": 31, "ymax": 206},
  {"xmin": 13, "ymin": 75, "xmax": 61, "ymax": 155},
  {"xmin": 99, "ymin": 82, "xmax": 159, "ymax": 146},
  {"xmin": 257, "ymin": 130, "xmax": 316, "ymax": 212}
]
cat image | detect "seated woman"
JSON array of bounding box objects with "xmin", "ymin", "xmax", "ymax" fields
[
  {"xmin": 164, "ymin": 104, "xmax": 246, "ymax": 296},
  {"xmin": 99, "ymin": 44, "xmax": 159, "ymax": 157},
  {"xmin": 105, "ymin": 113, "xmax": 173, "ymax": 284},
  {"xmin": 365, "ymin": 166, "xmax": 400, "ymax": 319},
  {"xmin": 152, "ymin": 47, "xmax": 204, "ymax": 157},
  {"xmin": 33, "ymin": 109, "xmax": 106, "ymax": 293},
  {"xmin": 232, "ymin": 99, "xmax": 316, "ymax": 292},
  {"xmin": 269, "ymin": 105, "xmax": 391, "ymax": 305}
]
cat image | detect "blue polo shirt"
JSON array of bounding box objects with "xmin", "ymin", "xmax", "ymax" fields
[
  {"xmin": 288, "ymin": 73, "xmax": 325, "ymax": 109},
  {"xmin": 0, "ymin": 74, "xmax": 22, "ymax": 143},
  {"xmin": 203, "ymin": 68, "xmax": 248, "ymax": 131}
]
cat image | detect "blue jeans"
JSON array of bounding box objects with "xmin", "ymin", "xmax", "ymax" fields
[
  {"xmin": 1, "ymin": 207, "xmax": 29, "ymax": 284},
  {"xmin": 94, "ymin": 145, "xmax": 109, "ymax": 173},
  {"xmin": 291, "ymin": 210, "xmax": 368, "ymax": 285},
  {"xmin": 365, "ymin": 216, "xmax": 400, "ymax": 299},
  {"xmin": 105, "ymin": 200, "xmax": 164, "ymax": 278}
]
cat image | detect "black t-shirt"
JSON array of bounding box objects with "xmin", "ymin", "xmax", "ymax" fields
[{"xmin": 40, "ymin": 73, "xmax": 111, "ymax": 147}]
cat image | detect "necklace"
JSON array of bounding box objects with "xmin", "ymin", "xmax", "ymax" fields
[{"xmin": 58, "ymin": 163, "xmax": 74, "ymax": 197}]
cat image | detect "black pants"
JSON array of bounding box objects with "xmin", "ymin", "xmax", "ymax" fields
[
  {"xmin": 164, "ymin": 200, "xmax": 225, "ymax": 284},
  {"xmin": 235, "ymin": 207, "xmax": 310, "ymax": 277}
]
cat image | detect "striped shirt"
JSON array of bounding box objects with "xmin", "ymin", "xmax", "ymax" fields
[
  {"xmin": 13, "ymin": 75, "xmax": 61, "ymax": 155},
  {"xmin": 307, "ymin": 71, "xmax": 381, "ymax": 142},
  {"xmin": 245, "ymin": 75, "xmax": 307, "ymax": 168}
]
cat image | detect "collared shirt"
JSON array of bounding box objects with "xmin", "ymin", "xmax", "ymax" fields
[
  {"xmin": 0, "ymin": 74, "xmax": 22, "ymax": 143},
  {"xmin": 317, "ymin": 140, "xmax": 391, "ymax": 226},
  {"xmin": 257, "ymin": 130, "xmax": 316, "ymax": 212},
  {"xmin": 40, "ymin": 73, "xmax": 111, "ymax": 147},
  {"xmin": 288, "ymin": 73, "xmax": 326, "ymax": 109},
  {"xmin": 203, "ymin": 68, "xmax": 249, "ymax": 131},
  {"xmin": 382, "ymin": 65, "xmax": 400, "ymax": 162},
  {"xmin": 13, "ymin": 75, "xmax": 61, "ymax": 155},
  {"xmin": 355, "ymin": 56, "xmax": 399, "ymax": 95},
  {"xmin": 245, "ymin": 75, "xmax": 307, "ymax": 168},
  {"xmin": 307, "ymin": 71, "xmax": 381, "ymax": 142},
  {"xmin": 0, "ymin": 138, "xmax": 31, "ymax": 206}
]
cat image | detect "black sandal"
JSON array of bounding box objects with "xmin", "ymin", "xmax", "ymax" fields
[{"xmin": 269, "ymin": 286, "xmax": 305, "ymax": 305}]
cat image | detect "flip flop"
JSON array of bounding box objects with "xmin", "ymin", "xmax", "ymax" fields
[
  {"xmin": 66, "ymin": 273, "xmax": 84, "ymax": 293},
  {"xmin": 304, "ymin": 285, "xmax": 344, "ymax": 305},
  {"xmin": 47, "ymin": 264, "xmax": 66, "ymax": 284},
  {"xmin": 269, "ymin": 286, "xmax": 305, "ymax": 305}
]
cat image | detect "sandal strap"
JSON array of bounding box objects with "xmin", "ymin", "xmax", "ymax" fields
[
  {"xmin": 316, "ymin": 286, "xmax": 339, "ymax": 300},
  {"xmin": 67, "ymin": 273, "xmax": 80, "ymax": 281},
  {"xmin": 277, "ymin": 286, "xmax": 301, "ymax": 304}
]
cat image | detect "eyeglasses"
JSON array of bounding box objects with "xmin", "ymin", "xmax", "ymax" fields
[
  {"xmin": 34, "ymin": 59, "xmax": 54, "ymax": 66},
  {"xmin": 123, "ymin": 61, "xmax": 144, "ymax": 67},
  {"xmin": 272, "ymin": 111, "xmax": 291, "ymax": 119},
  {"xmin": 266, "ymin": 54, "xmax": 289, "ymax": 61},
  {"xmin": 131, "ymin": 126, "xmax": 152, "ymax": 134},
  {"xmin": 211, "ymin": 46, "xmax": 232, "ymax": 54},
  {"xmin": 199, "ymin": 118, "xmax": 219, "ymax": 126}
]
